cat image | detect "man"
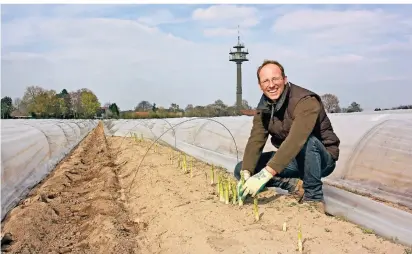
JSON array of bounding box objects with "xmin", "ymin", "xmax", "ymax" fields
[{"xmin": 235, "ymin": 60, "xmax": 340, "ymax": 214}]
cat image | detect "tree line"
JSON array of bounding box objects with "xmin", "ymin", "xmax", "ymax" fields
[
  {"xmin": 123, "ymin": 94, "xmax": 365, "ymax": 119},
  {"xmin": 121, "ymin": 99, "xmax": 253, "ymax": 119},
  {"xmin": 374, "ymin": 105, "xmax": 412, "ymax": 111},
  {"xmin": 2, "ymin": 85, "xmax": 410, "ymax": 120},
  {"xmin": 0, "ymin": 86, "xmax": 118, "ymax": 119},
  {"xmin": 0, "ymin": 85, "xmax": 253, "ymax": 119},
  {"xmin": 320, "ymin": 93, "xmax": 411, "ymax": 113},
  {"xmin": 320, "ymin": 94, "xmax": 363, "ymax": 113}
]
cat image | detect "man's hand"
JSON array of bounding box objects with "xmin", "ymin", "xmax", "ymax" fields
[
  {"xmin": 237, "ymin": 170, "xmax": 251, "ymax": 198},
  {"xmin": 241, "ymin": 170, "xmax": 251, "ymax": 181},
  {"xmin": 240, "ymin": 167, "xmax": 273, "ymax": 200}
]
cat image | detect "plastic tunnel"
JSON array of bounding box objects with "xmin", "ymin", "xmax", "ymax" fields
[
  {"xmin": 320, "ymin": 111, "xmax": 412, "ymax": 203},
  {"xmin": 104, "ymin": 110, "xmax": 412, "ymax": 246},
  {"xmin": 1, "ymin": 119, "xmax": 98, "ymax": 220}
]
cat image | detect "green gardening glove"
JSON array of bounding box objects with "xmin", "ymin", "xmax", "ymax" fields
[{"xmin": 240, "ymin": 168, "xmax": 273, "ymax": 200}]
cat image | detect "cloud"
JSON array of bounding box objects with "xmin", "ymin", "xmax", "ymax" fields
[
  {"xmin": 368, "ymin": 76, "xmax": 409, "ymax": 82},
  {"xmin": 367, "ymin": 39, "xmax": 412, "ymax": 53},
  {"xmin": 316, "ymin": 54, "xmax": 365, "ymax": 64},
  {"xmin": 1, "ymin": 16, "xmax": 233, "ymax": 110},
  {"xmin": 273, "ymin": 8, "xmax": 412, "ymax": 47},
  {"xmin": 273, "ymin": 9, "xmax": 393, "ymax": 32},
  {"xmin": 137, "ymin": 9, "xmax": 185, "ymax": 26},
  {"xmin": 191, "ymin": 5, "xmax": 260, "ymax": 37},
  {"xmin": 192, "ymin": 5, "xmax": 259, "ymax": 27},
  {"xmin": 2, "ymin": 5, "xmax": 412, "ymax": 111},
  {"xmin": 203, "ymin": 27, "xmax": 238, "ymax": 37}
]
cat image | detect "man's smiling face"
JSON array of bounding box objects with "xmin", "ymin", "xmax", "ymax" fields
[{"xmin": 258, "ymin": 63, "xmax": 287, "ymax": 101}]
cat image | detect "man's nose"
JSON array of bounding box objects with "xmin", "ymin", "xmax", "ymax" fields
[{"xmin": 268, "ymin": 81, "xmax": 277, "ymax": 88}]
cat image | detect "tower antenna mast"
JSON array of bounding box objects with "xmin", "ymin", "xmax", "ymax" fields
[{"xmin": 229, "ymin": 25, "xmax": 249, "ymax": 110}]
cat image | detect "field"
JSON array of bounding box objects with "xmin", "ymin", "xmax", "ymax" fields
[{"xmin": 1, "ymin": 123, "xmax": 410, "ymax": 254}]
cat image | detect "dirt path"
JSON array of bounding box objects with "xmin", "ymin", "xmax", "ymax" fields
[
  {"xmin": 1, "ymin": 124, "xmax": 411, "ymax": 254},
  {"xmin": 110, "ymin": 136, "xmax": 408, "ymax": 254},
  {"xmin": 1, "ymin": 123, "xmax": 139, "ymax": 253}
]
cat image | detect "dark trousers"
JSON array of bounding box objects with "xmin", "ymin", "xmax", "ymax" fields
[{"xmin": 234, "ymin": 135, "xmax": 336, "ymax": 201}]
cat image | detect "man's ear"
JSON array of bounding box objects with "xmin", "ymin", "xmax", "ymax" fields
[{"xmin": 284, "ymin": 75, "xmax": 288, "ymax": 84}]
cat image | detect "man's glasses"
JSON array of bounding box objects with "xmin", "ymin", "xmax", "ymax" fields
[{"xmin": 260, "ymin": 76, "xmax": 283, "ymax": 87}]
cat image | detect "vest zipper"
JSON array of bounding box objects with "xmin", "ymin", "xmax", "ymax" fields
[{"xmin": 270, "ymin": 104, "xmax": 274, "ymax": 122}]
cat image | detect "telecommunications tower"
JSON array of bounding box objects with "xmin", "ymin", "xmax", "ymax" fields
[{"xmin": 229, "ymin": 26, "xmax": 249, "ymax": 110}]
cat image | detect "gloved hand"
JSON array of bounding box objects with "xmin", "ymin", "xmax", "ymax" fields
[
  {"xmin": 237, "ymin": 170, "xmax": 251, "ymax": 200},
  {"xmin": 240, "ymin": 167, "xmax": 273, "ymax": 200},
  {"xmin": 241, "ymin": 170, "xmax": 251, "ymax": 181}
]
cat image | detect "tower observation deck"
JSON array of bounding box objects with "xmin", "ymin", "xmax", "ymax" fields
[{"xmin": 229, "ymin": 28, "xmax": 249, "ymax": 110}]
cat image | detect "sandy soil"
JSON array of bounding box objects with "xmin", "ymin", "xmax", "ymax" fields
[
  {"xmin": 1, "ymin": 123, "xmax": 139, "ymax": 253},
  {"xmin": 1, "ymin": 123, "xmax": 410, "ymax": 254}
]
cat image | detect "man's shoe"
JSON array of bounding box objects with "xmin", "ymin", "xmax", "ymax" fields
[
  {"xmin": 301, "ymin": 199, "xmax": 326, "ymax": 214},
  {"xmin": 289, "ymin": 179, "xmax": 304, "ymax": 202}
]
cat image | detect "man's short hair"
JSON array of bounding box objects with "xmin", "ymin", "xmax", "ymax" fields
[{"xmin": 257, "ymin": 60, "xmax": 286, "ymax": 83}]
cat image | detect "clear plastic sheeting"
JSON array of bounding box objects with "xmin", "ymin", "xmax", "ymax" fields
[
  {"xmin": 1, "ymin": 119, "xmax": 98, "ymax": 220},
  {"xmin": 325, "ymin": 110, "xmax": 412, "ymax": 210},
  {"xmin": 324, "ymin": 185, "xmax": 412, "ymax": 246},
  {"xmin": 105, "ymin": 111, "xmax": 412, "ymax": 209},
  {"xmin": 104, "ymin": 109, "xmax": 412, "ymax": 245},
  {"xmin": 105, "ymin": 116, "xmax": 273, "ymax": 165}
]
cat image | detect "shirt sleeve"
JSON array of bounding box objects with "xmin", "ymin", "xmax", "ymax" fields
[{"xmin": 241, "ymin": 111, "xmax": 269, "ymax": 174}]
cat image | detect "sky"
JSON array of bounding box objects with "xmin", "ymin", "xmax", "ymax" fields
[{"xmin": 1, "ymin": 4, "xmax": 412, "ymax": 111}]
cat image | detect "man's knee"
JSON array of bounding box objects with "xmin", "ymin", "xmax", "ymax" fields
[
  {"xmin": 234, "ymin": 161, "xmax": 242, "ymax": 180},
  {"xmin": 301, "ymin": 135, "xmax": 322, "ymax": 152},
  {"xmin": 305, "ymin": 135, "xmax": 321, "ymax": 146},
  {"xmin": 299, "ymin": 135, "xmax": 336, "ymax": 177},
  {"xmin": 297, "ymin": 135, "xmax": 323, "ymax": 166}
]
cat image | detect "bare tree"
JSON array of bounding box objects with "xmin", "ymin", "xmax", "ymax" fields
[
  {"xmin": 69, "ymin": 90, "xmax": 82, "ymax": 118},
  {"xmin": 13, "ymin": 97, "xmax": 28, "ymax": 115},
  {"xmin": 241, "ymin": 99, "xmax": 252, "ymax": 110},
  {"xmin": 169, "ymin": 103, "xmax": 180, "ymax": 112},
  {"xmin": 185, "ymin": 104, "xmax": 194, "ymax": 111},
  {"xmin": 208, "ymin": 99, "xmax": 228, "ymax": 116},
  {"xmin": 135, "ymin": 101, "xmax": 152, "ymax": 112},
  {"xmin": 320, "ymin": 93, "xmax": 341, "ymax": 113}
]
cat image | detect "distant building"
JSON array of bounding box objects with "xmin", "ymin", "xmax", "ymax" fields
[{"xmin": 239, "ymin": 109, "xmax": 256, "ymax": 116}]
